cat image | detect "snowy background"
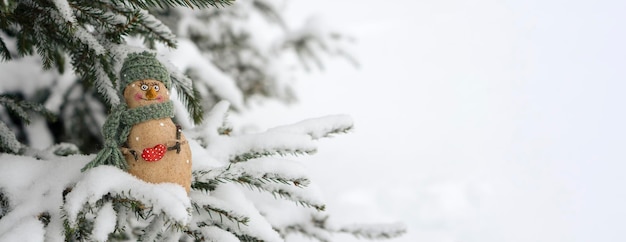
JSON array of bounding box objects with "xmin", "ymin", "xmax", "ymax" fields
[{"xmin": 236, "ymin": 1, "xmax": 626, "ymax": 242}]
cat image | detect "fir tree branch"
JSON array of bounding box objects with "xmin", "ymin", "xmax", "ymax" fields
[
  {"xmin": 0, "ymin": 94, "xmax": 56, "ymax": 124},
  {"xmin": 0, "ymin": 36, "xmax": 10, "ymax": 60},
  {"xmin": 138, "ymin": 213, "xmax": 166, "ymax": 242},
  {"xmin": 0, "ymin": 190, "xmax": 9, "ymax": 220},
  {"xmin": 252, "ymin": 0, "xmax": 285, "ymax": 28},
  {"xmin": 230, "ymin": 148, "xmax": 315, "ymax": 163},
  {"xmin": 268, "ymin": 114, "xmax": 354, "ymax": 140},
  {"xmin": 283, "ymin": 215, "xmax": 407, "ymax": 241},
  {"xmin": 64, "ymin": 191, "xmax": 191, "ymax": 241},
  {"xmin": 223, "ymin": 175, "xmax": 324, "ymax": 211},
  {"xmin": 170, "ymin": 70, "xmax": 204, "ymax": 124},
  {"xmin": 282, "ymin": 219, "xmax": 332, "ymax": 242},
  {"xmin": 192, "ymin": 201, "xmax": 249, "ymax": 225},
  {"xmin": 190, "ymin": 225, "xmax": 239, "ymax": 242},
  {"xmin": 112, "ymin": 0, "xmax": 234, "ymax": 10},
  {"xmin": 0, "ymin": 120, "xmax": 22, "ymax": 154},
  {"xmin": 338, "ymin": 222, "xmax": 407, "ymax": 240},
  {"xmin": 134, "ymin": 9, "xmax": 177, "ymax": 48}
]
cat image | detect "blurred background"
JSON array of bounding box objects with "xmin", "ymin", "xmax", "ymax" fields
[{"xmin": 237, "ymin": 1, "xmax": 626, "ymax": 242}]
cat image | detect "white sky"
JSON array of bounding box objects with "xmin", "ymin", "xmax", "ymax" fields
[{"xmin": 238, "ymin": 1, "xmax": 626, "ymax": 241}]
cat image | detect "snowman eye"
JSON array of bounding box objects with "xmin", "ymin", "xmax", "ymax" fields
[
  {"xmin": 140, "ymin": 84, "xmax": 149, "ymax": 91},
  {"xmin": 153, "ymin": 85, "xmax": 160, "ymax": 92}
]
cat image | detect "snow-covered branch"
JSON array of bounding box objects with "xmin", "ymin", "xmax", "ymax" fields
[{"xmin": 269, "ymin": 114, "xmax": 354, "ymax": 140}]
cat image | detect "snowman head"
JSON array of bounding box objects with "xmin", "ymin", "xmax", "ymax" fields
[
  {"xmin": 123, "ymin": 79, "xmax": 171, "ymax": 108},
  {"xmin": 120, "ymin": 51, "xmax": 171, "ymax": 108}
]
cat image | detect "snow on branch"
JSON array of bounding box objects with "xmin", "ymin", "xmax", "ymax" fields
[
  {"xmin": 63, "ymin": 166, "xmax": 191, "ymax": 229},
  {"xmin": 120, "ymin": 0, "xmax": 234, "ymax": 9},
  {"xmin": 188, "ymin": 100, "xmax": 231, "ymax": 148},
  {"xmin": 338, "ymin": 222, "xmax": 408, "ymax": 239},
  {"xmin": 74, "ymin": 25, "xmax": 106, "ymax": 56},
  {"xmin": 0, "ymin": 154, "xmax": 87, "ymax": 241},
  {"xmin": 203, "ymin": 100, "xmax": 232, "ymax": 135},
  {"xmin": 199, "ymin": 183, "xmax": 284, "ymax": 242},
  {"xmin": 268, "ymin": 114, "xmax": 354, "ymax": 139},
  {"xmin": 92, "ymin": 60, "xmax": 121, "ymax": 105},
  {"xmin": 192, "ymin": 158, "xmax": 310, "ymax": 193},
  {"xmin": 207, "ymin": 132, "xmax": 318, "ymax": 163},
  {"xmin": 282, "ymin": 17, "xmax": 358, "ymax": 71},
  {"xmin": 0, "ymin": 121, "xmax": 23, "ymax": 154},
  {"xmin": 163, "ymin": 57, "xmax": 205, "ymax": 124},
  {"xmin": 91, "ymin": 202, "xmax": 116, "ymax": 242},
  {"xmin": 283, "ymin": 222, "xmax": 332, "ymax": 242},
  {"xmin": 0, "ymin": 94, "xmax": 56, "ymax": 125},
  {"xmin": 191, "ymin": 191, "xmax": 250, "ymax": 225},
  {"xmin": 166, "ymin": 39, "xmax": 245, "ymax": 110},
  {"xmin": 232, "ymin": 158, "xmax": 311, "ymax": 187},
  {"xmin": 51, "ymin": 0, "xmax": 77, "ymax": 24},
  {"xmin": 193, "ymin": 158, "xmax": 322, "ymax": 210},
  {"xmin": 194, "ymin": 225, "xmax": 240, "ymax": 242},
  {"xmin": 136, "ymin": 9, "xmax": 177, "ymax": 47}
]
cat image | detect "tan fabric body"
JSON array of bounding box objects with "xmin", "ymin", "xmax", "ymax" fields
[{"xmin": 124, "ymin": 118, "xmax": 192, "ymax": 194}]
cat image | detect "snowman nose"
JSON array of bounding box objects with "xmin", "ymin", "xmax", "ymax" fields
[{"xmin": 145, "ymin": 88, "xmax": 157, "ymax": 99}]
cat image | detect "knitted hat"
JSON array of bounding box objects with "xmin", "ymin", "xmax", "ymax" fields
[{"xmin": 120, "ymin": 51, "xmax": 171, "ymax": 90}]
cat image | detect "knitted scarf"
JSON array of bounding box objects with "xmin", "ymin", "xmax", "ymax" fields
[{"xmin": 82, "ymin": 101, "xmax": 174, "ymax": 171}]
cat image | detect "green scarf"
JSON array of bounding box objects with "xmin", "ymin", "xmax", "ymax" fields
[{"xmin": 82, "ymin": 101, "xmax": 174, "ymax": 171}]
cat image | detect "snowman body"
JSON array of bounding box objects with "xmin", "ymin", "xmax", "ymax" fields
[
  {"xmin": 125, "ymin": 117, "xmax": 192, "ymax": 193},
  {"xmin": 122, "ymin": 79, "xmax": 192, "ymax": 194}
]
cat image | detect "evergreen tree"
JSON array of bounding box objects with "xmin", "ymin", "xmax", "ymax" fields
[{"xmin": 0, "ymin": 0, "xmax": 405, "ymax": 241}]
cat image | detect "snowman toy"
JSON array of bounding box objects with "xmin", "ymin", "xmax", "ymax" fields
[{"xmin": 83, "ymin": 51, "xmax": 192, "ymax": 194}]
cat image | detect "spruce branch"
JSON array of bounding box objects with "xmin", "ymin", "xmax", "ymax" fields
[
  {"xmin": 192, "ymin": 201, "xmax": 250, "ymax": 225},
  {"xmin": 0, "ymin": 36, "xmax": 10, "ymax": 60},
  {"xmin": 64, "ymin": 191, "xmax": 191, "ymax": 241},
  {"xmin": 268, "ymin": 114, "xmax": 354, "ymax": 140},
  {"xmin": 230, "ymin": 148, "xmax": 315, "ymax": 163},
  {"xmin": 0, "ymin": 190, "xmax": 9, "ymax": 220},
  {"xmin": 113, "ymin": 0, "xmax": 234, "ymax": 10},
  {"xmin": 171, "ymin": 70, "xmax": 204, "ymax": 124},
  {"xmin": 283, "ymin": 215, "xmax": 407, "ymax": 241},
  {"xmin": 223, "ymin": 175, "xmax": 324, "ymax": 211},
  {"xmin": 283, "ymin": 223, "xmax": 331, "ymax": 242},
  {"xmin": 0, "ymin": 94, "xmax": 56, "ymax": 124},
  {"xmin": 251, "ymin": 0, "xmax": 285, "ymax": 28},
  {"xmin": 0, "ymin": 120, "xmax": 22, "ymax": 154},
  {"xmin": 338, "ymin": 222, "xmax": 407, "ymax": 240},
  {"xmin": 134, "ymin": 9, "xmax": 177, "ymax": 48}
]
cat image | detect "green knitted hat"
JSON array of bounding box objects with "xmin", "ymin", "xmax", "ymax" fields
[{"xmin": 120, "ymin": 51, "xmax": 171, "ymax": 91}]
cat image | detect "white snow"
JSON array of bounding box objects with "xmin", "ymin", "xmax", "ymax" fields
[
  {"xmin": 200, "ymin": 100, "xmax": 231, "ymax": 135},
  {"xmin": 162, "ymin": 39, "xmax": 245, "ymax": 109},
  {"xmin": 137, "ymin": 9, "xmax": 176, "ymax": 45},
  {"xmin": 23, "ymin": 117, "xmax": 54, "ymax": 150},
  {"xmin": 268, "ymin": 114, "xmax": 353, "ymax": 139},
  {"xmin": 0, "ymin": 154, "xmax": 87, "ymax": 241},
  {"xmin": 63, "ymin": 166, "xmax": 191, "ymax": 227},
  {"xmin": 92, "ymin": 61, "xmax": 120, "ymax": 105},
  {"xmin": 44, "ymin": 65, "xmax": 76, "ymax": 113},
  {"xmin": 92, "ymin": 202, "xmax": 116, "ymax": 242},
  {"xmin": 0, "ymin": 121, "xmax": 22, "ymax": 153},
  {"xmin": 0, "ymin": 217, "xmax": 46, "ymax": 242},
  {"xmin": 198, "ymin": 225, "xmax": 240, "ymax": 242},
  {"xmin": 50, "ymin": 0, "xmax": 76, "ymax": 24},
  {"xmin": 74, "ymin": 26, "xmax": 105, "ymax": 56},
  {"xmin": 205, "ymin": 132, "xmax": 317, "ymax": 163},
  {"xmin": 0, "ymin": 55, "xmax": 57, "ymax": 98},
  {"xmin": 208, "ymin": 183, "xmax": 284, "ymax": 242}
]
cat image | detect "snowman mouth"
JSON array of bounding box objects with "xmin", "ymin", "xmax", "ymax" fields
[
  {"xmin": 133, "ymin": 93, "xmax": 163, "ymax": 102},
  {"xmin": 141, "ymin": 97, "xmax": 162, "ymax": 101}
]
